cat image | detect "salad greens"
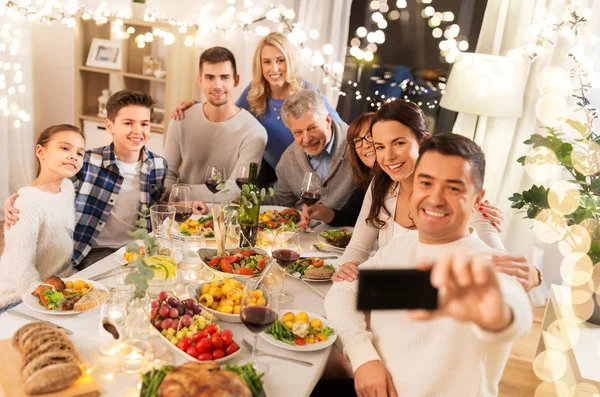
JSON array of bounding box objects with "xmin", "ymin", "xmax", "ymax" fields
[
  {"xmin": 287, "ymin": 258, "xmax": 335, "ymax": 276},
  {"xmin": 224, "ymin": 363, "xmax": 265, "ymax": 397}
]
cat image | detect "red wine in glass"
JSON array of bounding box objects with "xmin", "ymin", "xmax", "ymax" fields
[
  {"xmin": 301, "ymin": 192, "xmax": 321, "ymax": 206},
  {"xmin": 272, "ymin": 249, "xmax": 300, "ymax": 268},
  {"xmin": 241, "ymin": 306, "xmax": 277, "ymax": 333},
  {"xmin": 205, "ymin": 178, "xmax": 220, "ymax": 194},
  {"xmin": 235, "ymin": 178, "xmax": 248, "ymax": 190},
  {"xmin": 173, "ymin": 205, "xmax": 193, "ymax": 223}
]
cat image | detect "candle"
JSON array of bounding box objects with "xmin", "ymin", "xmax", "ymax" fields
[
  {"xmin": 122, "ymin": 350, "xmax": 144, "ymax": 374},
  {"xmin": 108, "ymin": 310, "xmax": 125, "ymax": 324}
]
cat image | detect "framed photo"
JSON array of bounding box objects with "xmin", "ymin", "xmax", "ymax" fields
[{"xmin": 86, "ymin": 39, "xmax": 122, "ymax": 70}]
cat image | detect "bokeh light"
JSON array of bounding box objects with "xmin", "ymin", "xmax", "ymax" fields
[
  {"xmin": 548, "ymin": 181, "xmax": 581, "ymax": 215},
  {"xmin": 532, "ymin": 350, "xmax": 568, "ymax": 382},
  {"xmin": 524, "ymin": 146, "xmax": 561, "ymax": 181}
]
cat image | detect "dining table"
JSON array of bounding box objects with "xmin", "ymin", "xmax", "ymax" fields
[{"xmin": 0, "ymin": 221, "xmax": 351, "ymax": 397}]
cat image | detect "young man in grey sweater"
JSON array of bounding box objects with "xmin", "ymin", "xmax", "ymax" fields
[
  {"xmin": 163, "ymin": 47, "xmax": 267, "ymax": 209},
  {"xmin": 262, "ymin": 90, "xmax": 354, "ymax": 210}
]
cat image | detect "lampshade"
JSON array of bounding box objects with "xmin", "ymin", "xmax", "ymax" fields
[{"xmin": 440, "ymin": 52, "xmax": 526, "ymax": 118}]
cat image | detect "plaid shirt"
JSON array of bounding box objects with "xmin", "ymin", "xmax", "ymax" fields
[{"xmin": 71, "ymin": 144, "xmax": 167, "ymax": 268}]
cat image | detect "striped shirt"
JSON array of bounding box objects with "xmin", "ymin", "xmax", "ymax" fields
[{"xmin": 71, "ymin": 144, "xmax": 167, "ymax": 268}]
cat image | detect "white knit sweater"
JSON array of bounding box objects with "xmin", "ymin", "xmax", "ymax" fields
[
  {"xmin": 325, "ymin": 231, "xmax": 532, "ymax": 397},
  {"xmin": 0, "ymin": 179, "xmax": 75, "ymax": 307}
]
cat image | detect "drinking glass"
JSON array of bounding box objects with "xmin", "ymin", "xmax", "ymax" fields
[
  {"xmin": 239, "ymin": 278, "xmax": 279, "ymax": 374},
  {"xmin": 103, "ymin": 288, "xmax": 127, "ymax": 327},
  {"xmin": 149, "ymin": 204, "xmax": 176, "ymax": 238},
  {"xmin": 300, "ymin": 171, "xmax": 323, "ymax": 208},
  {"xmin": 272, "ymin": 229, "xmax": 301, "ymax": 304},
  {"xmin": 235, "ymin": 165, "xmax": 249, "ymax": 190},
  {"xmin": 169, "ymin": 183, "xmax": 193, "ymax": 224},
  {"xmin": 114, "ymin": 267, "xmax": 134, "ymax": 296},
  {"xmin": 204, "ymin": 165, "xmax": 226, "ymax": 207}
]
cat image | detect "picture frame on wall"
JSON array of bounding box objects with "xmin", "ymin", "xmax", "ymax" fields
[{"xmin": 86, "ymin": 39, "xmax": 122, "ymax": 70}]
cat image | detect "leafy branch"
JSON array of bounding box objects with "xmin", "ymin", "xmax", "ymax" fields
[{"xmin": 240, "ymin": 185, "xmax": 274, "ymax": 209}]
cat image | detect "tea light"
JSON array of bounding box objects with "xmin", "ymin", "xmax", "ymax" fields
[
  {"xmin": 123, "ymin": 350, "xmax": 144, "ymax": 373},
  {"xmin": 120, "ymin": 340, "xmax": 152, "ymax": 374},
  {"xmin": 108, "ymin": 309, "xmax": 125, "ymax": 324}
]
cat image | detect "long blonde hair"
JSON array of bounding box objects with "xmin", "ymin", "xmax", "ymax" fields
[{"xmin": 247, "ymin": 32, "xmax": 303, "ymax": 118}]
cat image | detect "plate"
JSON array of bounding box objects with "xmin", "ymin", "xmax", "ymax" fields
[
  {"xmin": 260, "ymin": 205, "xmax": 290, "ymax": 213},
  {"xmin": 23, "ymin": 278, "xmax": 109, "ymax": 315},
  {"xmin": 114, "ymin": 246, "xmax": 129, "ymax": 265},
  {"xmin": 198, "ymin": 248, "xmax": 270, "ymax": 279},
  {"xmin": 260, "ymin": 310, "xmax": 337, "ymax": 352},
  {"xmin": 151, "ymin": 325, "xmax": 242, "ymax": 364},
  {"xmin": 317, "ymin": 227, "xmax": 354, "ymax": 251},
  {"xmin": 285, "ymin": 269, "xmax": 334, "ymax": 283}
]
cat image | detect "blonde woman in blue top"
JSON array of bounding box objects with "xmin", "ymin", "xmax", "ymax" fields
[{"xmin": 172, "ymin": 33, "xmax": 343, "ymax": 185}]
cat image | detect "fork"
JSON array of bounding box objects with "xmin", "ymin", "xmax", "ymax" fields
[
  {"xmin": 241, "ymin": 339, "xmax": 313, "ymax": 367},
  {"xmin": 312, "ymin": 244, "xmax": 344, "ymax": 254}
]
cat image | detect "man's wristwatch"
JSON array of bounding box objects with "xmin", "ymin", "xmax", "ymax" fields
[{"xmin": 535, "ymin": 267, "xmax": 543, "ymax": 287}]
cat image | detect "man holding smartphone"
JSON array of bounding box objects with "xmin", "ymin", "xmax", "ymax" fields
[{"xmin": 324, "ymin": 134, "xmax": 532, "ymax": 397}]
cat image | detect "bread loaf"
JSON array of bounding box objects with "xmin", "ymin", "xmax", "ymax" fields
[
  {"xmin": 73, "ymin": 289, "xmax": 108, "ymax": 312},
  {"xmin": 13, "ymin": 322, "xmax": 82, "ymax": 395}
]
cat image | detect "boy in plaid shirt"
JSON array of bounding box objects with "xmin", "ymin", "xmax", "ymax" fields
[{"xmin": 4, "ymin": 90, "xmax": 167, "ymax": 270}]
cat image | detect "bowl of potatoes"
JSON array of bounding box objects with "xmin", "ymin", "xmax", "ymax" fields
[{"xmin": 186, "ymin": 276, "xmax": 267, "ymax": 323}]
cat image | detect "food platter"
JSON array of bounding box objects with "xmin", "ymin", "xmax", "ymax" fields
[
  {"xmin": 285, "ymin": 257, "xmax": 336, "ymax": 283},
  {"xmin": 260, "ymin": 310, "xmax": 337, "ymax": 352},
  {"xmin": 316, "ymin": 227, "xmax": 354, "ymax": 250},
  {"xmin": 198, "ymin": 247, "xmax": 270, "ymax": 279},
  {"xmin": 23, "ymin": 278, "xmax": 108, "ymax": 315}
]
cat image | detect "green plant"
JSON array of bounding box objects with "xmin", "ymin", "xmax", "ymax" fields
[
  {"xmin": 240, "ymin": 185, "xmax": 274, "ymax": 209},
  {"xmin": 509, "ymin": 10, "xmax": 600, "ymax": 263}
]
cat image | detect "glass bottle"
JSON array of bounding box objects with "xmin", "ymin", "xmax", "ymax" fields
[
  {"xmin": 239, "ymin": 162, "xmax": 260, "ymax": 247},
  {"xmin": 124, "ymin": 294, "xmax": 150, "ymax": 340}
]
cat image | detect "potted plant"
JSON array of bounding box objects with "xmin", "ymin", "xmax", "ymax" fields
[{"xmin": 508, "ymin": 9, "xmax": 600, "ymax": 324}]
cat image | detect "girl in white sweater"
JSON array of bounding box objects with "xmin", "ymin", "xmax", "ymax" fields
[{"xmin": 0, "ymin": 124, "xmax": 85, "ymax": 311}]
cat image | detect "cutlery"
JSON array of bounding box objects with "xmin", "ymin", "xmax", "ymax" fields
[
  {"xmin": 299, "ymin": 256, "xmax": 337, "ymax": 260},
  {"xmin": 295, "ymin": 277, "xmax": 327, "ymax": 299},
  {"xmin": 241, "ymin": 339, "xmax": 313, "ymax": 367},
  {"xmin": 7, "ymin": 310, "xmax": 73, "ymax": 335},
  {"xmin": 312, "ymin": 244, "xmax": 345, "ymax": 254},
  {"xmin": 90, "ymin": 265, "xmax": 128, "ymax": 281}
]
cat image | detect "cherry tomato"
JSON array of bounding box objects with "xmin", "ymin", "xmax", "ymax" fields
[
  {"xmin": 211, "ymin": 334, "xmax": 224, "ymax": 349},
  {"xmin": 177, "ymin": 337, "xmax": 191, "ymax": 351},
  {"xmin": 212, "ymin": 349, "xmax": 225, "ymax": 359},
  {"xmin": 312, "ymin": 258, "xmax": 324, "ymax": 268},
  {"xmin": 186, "ymin": 346, "xmax": 199, "ymax": 358},
  {"xmin": 234, "ymin": 267, "xmax": 254, "ymax": 275},
  {"xmin": 205, "ymin": 324, "xmax": 218, "ymax": 335},
  {"xmin": 223, "ymin": 255, "xmax": 240, "ymax": 263},
  {"xmin": 196, "ymin": 337, "xmax": 212, "ymax": 353},
  {"xmin": 294, "ymin": 338, "xmax": 306, "ymax": 346},
  {"xmin": 193, "ymin": 331, "xmax": 208, "ymax": 343},
  {"xmin": 39, "ymin": 295, "xmax": 48, "ymax": 306},
  {"xmin": 225, "ymin": 342, "xmax": 239, "ymax": 356},
  {"xmin": 198, "ymin": 352, "xmax": 213, "ymax": 361},
  {"xmin": 221, "ymin": 330, "xmax": 233, "ymax": 346},
  {"xmin": 257, "ymin": 257, "xmax": 267, "ymax": 272},
  {"xmin": 243, "ymin": 250, "xmax": 256, "ymax": 258},
  {"xmin": 220, "ymin": 260, "xmax": 234, "ymax": 273},
  {"xmin": 208, "ymin": 256, "xmax": 221, "ymax": 266}
]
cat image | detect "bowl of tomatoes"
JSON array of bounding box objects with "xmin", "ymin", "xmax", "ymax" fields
[{"xmin": 199, "ymin": 247, "xmax": 270, "ymax": 278}]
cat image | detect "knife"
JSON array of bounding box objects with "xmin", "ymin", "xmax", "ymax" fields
[
  {"xmin": 7, "ymin": 309, "xmax": 74, "ymax": 335},
  {"xmin": 299, "ymin": 256, "xmax": 337, "ymax": 260}
]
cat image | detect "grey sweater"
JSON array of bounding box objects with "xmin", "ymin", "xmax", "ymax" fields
[
  {"xmin": 263, "ymin": 120, "xmax": 355, "ymax": 210},
  {"xmin": 163, "ymin": 104, "xmax": 267, "ymax": 201}
]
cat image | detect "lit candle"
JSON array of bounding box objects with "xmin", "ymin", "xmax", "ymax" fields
[
  {"xmin": 123, "ymin": 350, "xmax": 144, "ymax": 373},
  {"xmin": 108, "ymin": 310, "xmax": 125, "ymax": 324}
]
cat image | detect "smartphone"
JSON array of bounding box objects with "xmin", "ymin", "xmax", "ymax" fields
[{"xmin": 357, "ymin": 269, "xmax": 438, "ymax": 311}]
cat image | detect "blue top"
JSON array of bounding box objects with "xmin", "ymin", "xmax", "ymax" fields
[
  {"xmin": 307, "ymin": 131, "xmax": 335, "ymax": 179},
  {"xmin": 235, "ymin": 80, "xmax": 344, "ymax": 169}
]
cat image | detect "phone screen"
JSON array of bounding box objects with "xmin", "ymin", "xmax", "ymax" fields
[{"xmin": 357, "ymin": 269, "xmax": 438, "ymax": 311}]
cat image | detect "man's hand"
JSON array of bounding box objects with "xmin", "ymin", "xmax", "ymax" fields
[
  {"xmin": 492, "ymin": 254, "xmax": 540, "ymax": 292},
  {"xmin": 354, "ymin": 360, "xmax": 398, "ymax": 397},
  {"xmin": 3, "ymin": 193, "xmax": 19, "ymax": 228},
  {"xmin": 191, "ymin": 200, "xmax": 208, "ymax": 215},
  {"xmin": 305, "ymin": 203, "xmax": 335, "ymax": 224},
  {"xmin": 409, "ymin": 251, "xmax": 513, "ymax": 332},
  {"xmin": 331, "ymin": 261, "xmax": 360, "ymax": 282},
  {"xmin": 171, "ymin": 100, "xmax": 195, "ymax": 120}
]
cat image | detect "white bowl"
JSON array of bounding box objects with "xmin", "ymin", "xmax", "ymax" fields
[
  {"xmin": 186, "ymin": 278, "xmax": 247, "ymax": 323},
  {"xmin": 198, "ymin": 248, "xmax": 270, "ymax": 280}
]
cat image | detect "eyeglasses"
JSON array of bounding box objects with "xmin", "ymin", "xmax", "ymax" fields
[{"xmin": 349, "ymin": 133, "xmax": 373, "ymax": 148}]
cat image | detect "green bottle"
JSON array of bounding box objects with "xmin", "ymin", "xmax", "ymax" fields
[{"xmin": 239, "ymin": 162, "xmax": 260, "ymax": 247}]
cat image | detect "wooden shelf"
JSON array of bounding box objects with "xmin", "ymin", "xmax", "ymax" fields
[
  {"xmin": 122, "ymin": 72, "xmax": 167, "ymax": 83},
  {"xmin": 79, "ymin": 65, "xmax": 120, "ymax": 74}
]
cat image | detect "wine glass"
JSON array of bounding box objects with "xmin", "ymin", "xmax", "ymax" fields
[
  {"xmin": 300, "ymin": 172, "xmax": 322, "ymax": 232},
  {"xmin": 169, "ymin": 184, "xmax": 193, "ymax": 240},
  {"xmin": 235, "ymin": 165, "xmax": 249, "ymax": 190},
  {"xmin": 239, "ymin": 278, "xmax": 279, "ymax": 374},
  {"xmin": 272, "ymin": 229, "xmax": 301, "ymax": 304},
  {"xmin": 204, "ymin": 165, "xmax": 226, "ymax": 207}
]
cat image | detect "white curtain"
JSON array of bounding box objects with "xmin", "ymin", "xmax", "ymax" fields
[
  {"xmin": 452, "ymin": 0, "xmax": 600, "ymax": 304},
  {"xmin": 0, "ymin": 8, "xmax": 36, "ymax": 221}
]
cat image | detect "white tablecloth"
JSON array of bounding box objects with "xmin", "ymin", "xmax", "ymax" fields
[{"xmin": 0, "ymin": 224, "xmax": 345, "ymax": 397}]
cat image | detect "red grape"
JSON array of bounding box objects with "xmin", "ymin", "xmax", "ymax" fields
[
  {"xmin": 150, "ymin": 308, "xmax": 158, "ymax": 320},
  {"xmin": 169, "ymin": 308, "xmax": 179, "ymax": 319},
  {"xmin": 171, "ymin": 319, "xmax": 180, "ymax": 330},
  {"xmin": 161, "ymin": 318, "xmax": 173, "ymax": 330},
  {"xmin": 184, "ymin": 309, "xmax": 194, "ymax": 317},
  {"xmin": 167, "ymin": 297, "xmax": 179, "ymax": 307},
  {"xmin": 181, "ymin": 314, "xmax": 192, "ymax": 327},
  {"xmin": 158, "ymin": 291, "xmax": 168, "ymax": 302},
  {"xmin": 192, "ymin": 304, "xmax": 202, "ymax": 314},
  {"xmin": 176, "ymin": 304, "xmax": 185, "ymax": 316},
  {"xmin": 151, "ymin": 300, "xmax": 159, "ymax": 309},
  {"xmin": 158, "ymin": 306, "xmax": 170, "ymax": 318},
  {"xmin": 184, "ymin": 299, "xmax": 195, "ymax": 310}
]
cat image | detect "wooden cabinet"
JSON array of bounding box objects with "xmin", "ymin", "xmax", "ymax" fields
[{"xmin": 74, "ymin": 16, "xmax": 197, "ymax": 148}]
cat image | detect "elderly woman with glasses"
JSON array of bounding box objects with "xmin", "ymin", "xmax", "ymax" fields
[{"xmin": 302, "ymin": 112, "xmax": 376, "ymax": 226}]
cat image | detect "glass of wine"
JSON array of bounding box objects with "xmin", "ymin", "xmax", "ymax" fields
[
  {"xmin": 300, "ymin": 171, "xmax": 322, "ymax": 233},
  {"xmin": 204, "ymin": 165, "xmax": 226, "ymax": 207},
  {"xmin": 169, "ymin": 183, "xmax": 193, "ymax": 244},
  {"xmin": 235, "ymin": 165, "xmax": 249, "ymax": 190},
  {"xmin": 239, "ymin": 278, "xmax": 279, "ymax": 374},
  {"xmin": 271, "ymin": 229, "xmax": 301, "ymax": 304}
]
